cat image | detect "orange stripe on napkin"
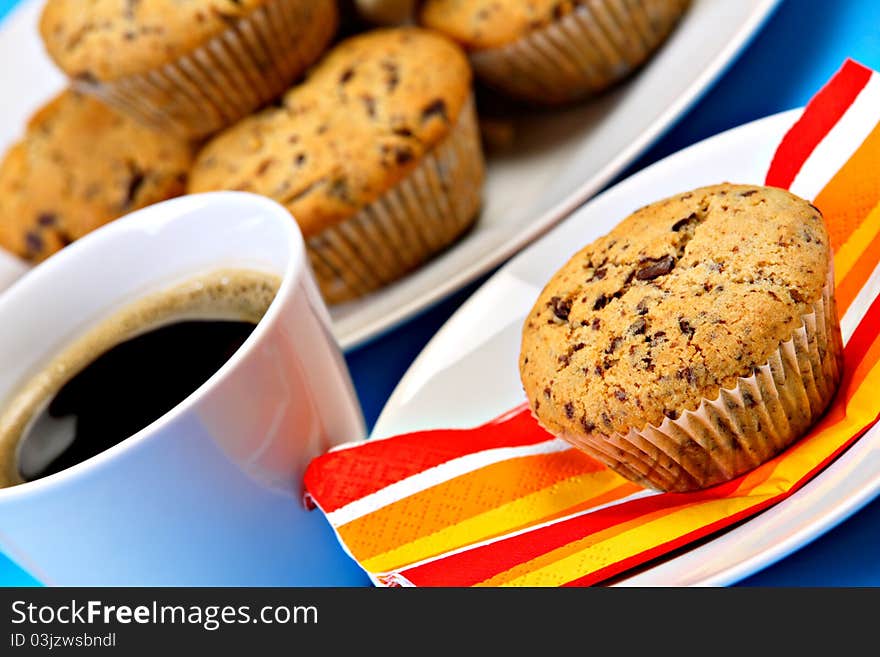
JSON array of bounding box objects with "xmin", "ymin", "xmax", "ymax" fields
[
  {"xmin": 337, "ymin": 449, "xmax": 607, "ymax": 561},
  {"xmin": 834, "ymin": 202, "xmax": 880, "ymax": 314},
  {"xmin": 814, "ymin": 122, "xmax": 880, "ymax": 251},
  {"xmin": 358, "ymin": 473, "xmax": 639, "ymax": 574},
  {"xmin": 399, "ymin": 477, "xmax": 741, "ymax": 586}
]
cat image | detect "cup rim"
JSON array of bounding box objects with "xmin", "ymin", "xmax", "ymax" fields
[{"xmin": 0, "ymin": 191, "xmax": 306, "ymax": 500}]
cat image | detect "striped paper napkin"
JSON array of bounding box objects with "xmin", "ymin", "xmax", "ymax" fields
[{"xmin": 305, "ymin": 60, "xmax": 880, "ymax": 586}]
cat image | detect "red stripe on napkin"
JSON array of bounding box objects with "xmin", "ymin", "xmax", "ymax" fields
[
  {"xmin": 401, "ymin": 477, "xmax": 744, "ymax": 586},
  {"xmin": 304, "ymin": 404, "xmax": 553, "ymax": 512},
  {"xmin": 766, "ymin": 59, "xmax": 870, "ymax": 188}
]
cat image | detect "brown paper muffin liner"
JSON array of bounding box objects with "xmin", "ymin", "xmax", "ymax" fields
[
  {"xmin": 306, "ymin": 94, "xmax": 484, "ymax": 305},
  {"xmin": 73, "ymin": 0, "xmax": 337, "ymax": 139},
  {"xmin": 560, "ymin": 263, "xmax": 844, "ymax": 492},
  {"xmin": 470, "ymin": 0, "xmax": 690, "ymax": 104}
]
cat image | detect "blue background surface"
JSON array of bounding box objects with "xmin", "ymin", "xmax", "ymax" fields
[{"xmin": 2, "ymin": 0, "xmax": 879, "ymax": 587}]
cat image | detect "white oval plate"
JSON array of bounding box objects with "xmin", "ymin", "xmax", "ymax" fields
[
  {"xmin": 0, "ymin": 0, "xmax": 780, "ymax": 350},
  {"xmin": 372, "ymin": 109, "xmax": 880, "ymax": 586}
]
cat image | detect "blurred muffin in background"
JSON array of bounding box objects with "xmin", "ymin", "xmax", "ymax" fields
[
  {"xmin": 0, "ymin": 90, "xmax": 193, "ymax": 263},
  {"xmin": 39, "ymin": 0, "xmax": 338, "ymax": 139},
  {"xmin": 189, "ymin": 27, "xmax": 484, "ymax": 304},
  {"xmin": 421, "ymin": 0, "xmax": 690, "ymax": 104}
]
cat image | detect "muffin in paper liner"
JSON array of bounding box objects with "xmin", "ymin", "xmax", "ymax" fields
[
  {"xmin": 558, "ymin": 262, "xmax": 844, "ymax": 493},
  {"xmin": 468, "ymin": 0, "xmax": 691, "ymax": 104},
  {"xmin": 71, "ymin": 0, "xmax": 338, "ymax": 139},
  {"xmin": 186, "ymin": 27, "xmax": 480, "ymax": 305},
  {"xmin": 305, "ymin": 95, "xmax": 484, "ymax": 304}
]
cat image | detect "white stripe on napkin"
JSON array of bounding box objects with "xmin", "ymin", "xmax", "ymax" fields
[
  {"xmin": 790, "ymin": 72, "xmax": 880, "ymax": 200},
  {"xmin": 841, "ymin": 260, "xmax": 880, "ymax": 344}
]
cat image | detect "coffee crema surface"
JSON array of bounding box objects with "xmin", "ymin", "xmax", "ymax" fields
[{"xmin": 0, "ymin": 269, "xmax": 280, "ymax": 488}]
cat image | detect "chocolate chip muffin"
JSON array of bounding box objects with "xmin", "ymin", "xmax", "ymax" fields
[
  {"xmin": 188, "ymin": 27, "xmax": 484, "ymax": 304},
  {"xmin": 39, "ymin": 0, "xmax": 338, "ymax": 138},
  {"xmin": 0, "ymin": 90, "xmax": 193, "ymax": 262},
  {"xmin": 520, "ymin": 183, "xmax": 843, "ymax": 492},
  {"xmin": 421, "ymin": 0, "xmax": 690, "ymax": 104}
]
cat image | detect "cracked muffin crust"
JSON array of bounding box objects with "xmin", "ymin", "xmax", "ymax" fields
[
  {"xmin": 0, "ymin": 90, "xmax": 193, "ymax": 263},
  {"xmin": 520, "ymin": 183, "xmax": 842, "ymax": 491},
  {"xmin": 189, "ymin": 27, "xmax": 484, "ymax": 303}
]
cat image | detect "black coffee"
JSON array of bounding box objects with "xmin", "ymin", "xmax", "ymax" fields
[
  {"xmin": 0, "ymin": 269, "xmax": 281, "ymax": 489},
  {"xmin": 17, "ymin": 320, "xmax": 256, "ymax": 482}
]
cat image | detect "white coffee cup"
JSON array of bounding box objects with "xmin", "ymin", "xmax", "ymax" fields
[{"xmin": 0, "ymin": 192, "xmax": 368, "ymax": 586}]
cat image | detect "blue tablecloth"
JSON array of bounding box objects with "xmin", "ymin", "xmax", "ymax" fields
[{"xmin": 2, "ymin": 0, "xmax": 879, "ymax": 587}]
